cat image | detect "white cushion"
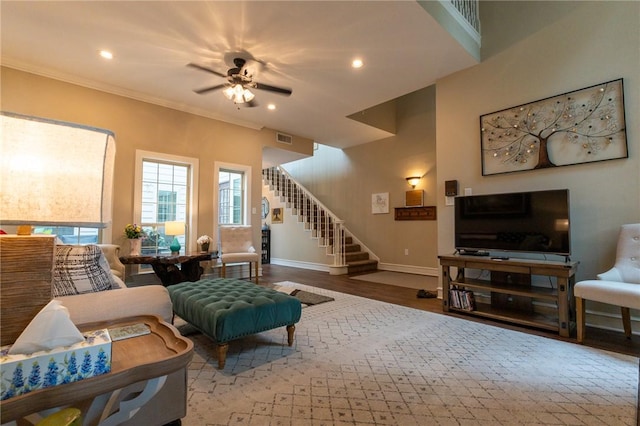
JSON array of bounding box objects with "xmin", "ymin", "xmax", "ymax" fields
[
  {"xmin": 53, "ymin": 245, "xmax": 116, "ymax": 297},
  {"xmin": 606, "ymin": 223, "xmax": 640, "ymax": 284},
  {"xmin": 574, "ymin": 280, "xmax": 640, "ymax": 309},
  {"xmin": 56, "ymin": 285, "xmax": 173, "ymax": 324}
]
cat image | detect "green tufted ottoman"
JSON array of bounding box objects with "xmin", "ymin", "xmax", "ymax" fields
[{"xmin": 167, "ymin": 278, "xmax": 302, "ymax": 369}]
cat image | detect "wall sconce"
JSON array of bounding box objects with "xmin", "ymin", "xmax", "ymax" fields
[{"xmin": 405, "ymin": 176, "xmax": 421, "ymax": 189}]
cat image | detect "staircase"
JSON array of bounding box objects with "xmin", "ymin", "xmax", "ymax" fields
[{"xmin": 262, "ymin": 166, "xmax": 378, "ymax": 275}]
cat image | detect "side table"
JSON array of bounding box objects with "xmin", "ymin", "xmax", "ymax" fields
[
  {"xmin": 0, "ymin": 315, "xmax": 194, "ymax": 425},
  {"xmin": 120, "ymin": 252, "xmax": 215, "ymax": 286}
]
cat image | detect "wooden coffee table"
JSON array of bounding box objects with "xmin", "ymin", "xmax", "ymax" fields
[
  {"xmin": 0, "ymin": 315, "xmax": 193, "ymax": 425},
  {"xmin": 120, "ymin": 252, "xmax": 214, "ymax": 286}
]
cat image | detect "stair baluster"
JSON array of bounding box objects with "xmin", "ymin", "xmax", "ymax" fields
[{"xmin": 262, "ymin": 166, "xmax": 377, "ymax": 273}]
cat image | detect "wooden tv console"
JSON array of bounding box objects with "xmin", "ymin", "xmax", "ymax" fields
[{"xmin": 438, "ymin": 254, "xmax": 579, "ymax": 337}]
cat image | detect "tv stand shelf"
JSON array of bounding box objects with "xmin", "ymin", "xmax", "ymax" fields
[{"xmin": 439, "ymin": 255, "xmax": 579, "ymax": 337}]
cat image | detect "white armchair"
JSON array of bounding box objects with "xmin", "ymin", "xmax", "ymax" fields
[
  {"xmin": 97, "ymin": 243, "xmax": 126, "ymax": 280},
  {"xmin": 219, "ymin": 225, "xmax": 260, "ymax": 284},
  {"xmin": 574, "ymin": 223, "xmax": 640, "ymax": 342}
]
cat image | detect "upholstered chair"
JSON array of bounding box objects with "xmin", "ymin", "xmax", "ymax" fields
[
  {"xmin": 219, "ymin": 225, "xmax": 260, "ymax": 283},
  {"xmin": 97, "ymin": 243, "xmax": 126, "ymax": 279},
  {"xmin": 574, "ymin": 223, "xmax": 640, "ymax": 342}
]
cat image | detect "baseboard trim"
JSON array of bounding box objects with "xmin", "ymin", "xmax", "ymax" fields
[
  {"xmin": 377, "ymin": 263, "xmax": 439, "ymax": 276},
  {"xmin": 270, "ymin": 258, "xmax": 331, "ymax": 272},
  {"xmin": 269, "ymin": 259, "xmax": 439, "ymax": 276},
  {"xmin": 585, "ymin": 308, "xmax": 639, "ymax": 336}
]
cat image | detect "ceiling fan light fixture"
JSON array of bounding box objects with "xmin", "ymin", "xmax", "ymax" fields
[
  {"xmin": 223, "ymin": 85, "xmax": 235, "ymax": 100},
  {"xmin": 243, "ymin": 89, "xmax": 255, "ymax": 103},
  {"xmin": 224, "ymin": 84, "xmax": 255, "ymax": 104}
]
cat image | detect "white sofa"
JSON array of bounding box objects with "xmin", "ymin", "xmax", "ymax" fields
[
  {"xmin": 55, "ymin": 244, "xmax": 173, "ymax": 325},
  {"xmin": 53, "ymin": 244, "xmax": 186, "ymax": 426}
]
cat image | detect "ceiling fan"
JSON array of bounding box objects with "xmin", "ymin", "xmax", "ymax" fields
[{"xmin": 188, "ymin": 58, "xmax": 292, "ymax": 107}]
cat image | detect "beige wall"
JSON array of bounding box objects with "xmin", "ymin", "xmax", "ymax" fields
[
  {"xmin": 436, "ymin": 2, "xmax": 639, "ymax": 328},
  {"xmin": 281, "ymin": 85, "xmax": 438, "ymax": 273},
  {"xmin": 1, "ymin": 67, "xmax": 314, "ymax": 251}
]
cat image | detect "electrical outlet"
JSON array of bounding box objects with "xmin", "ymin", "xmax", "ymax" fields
[
  {"xmin": 464, "ymin": 187, "xmax": 472, "ymax": 196},
  {"xmin": 404, "ymin": 249, "xmax": 409, "ymax": 255}
]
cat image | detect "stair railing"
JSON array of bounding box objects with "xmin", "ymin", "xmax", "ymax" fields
[{"xmin": 264, "ymin": 166, "xmax": 373, "ymax": 268}]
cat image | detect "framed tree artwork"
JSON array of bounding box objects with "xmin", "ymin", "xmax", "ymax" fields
[
  {"xmin": 480, "ymin": 79, "xmax": 627, "ymax": 176},
  {"xmin": 271, "ymin": 208, "xmax": 283, "ymax": 224}
]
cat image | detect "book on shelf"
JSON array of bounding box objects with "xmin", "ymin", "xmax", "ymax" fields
[{"xmin": 449, "ymin": 287, "xmax": 475, "ymax": 311}]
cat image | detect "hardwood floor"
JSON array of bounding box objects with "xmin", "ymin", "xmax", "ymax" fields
[{"xmin": 261, "ymin": 264, "xmax": 639, "ymax": 358}]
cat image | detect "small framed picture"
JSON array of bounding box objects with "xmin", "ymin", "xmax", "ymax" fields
[
  {"xmin": 371, "ymin": 192, "xmax": 389, "ymax": 214},
  {"xmin": 271, "ymin": 207, "xmax": 283, "ymax": 224},
  {"xmin": 405, "ymin": 190, "xmax": 424, "ymax": 207}
]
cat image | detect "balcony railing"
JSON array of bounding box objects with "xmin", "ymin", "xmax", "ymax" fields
[{"xmin": 449, "ymin": 0, "xmax": 480, "ymax": 33}]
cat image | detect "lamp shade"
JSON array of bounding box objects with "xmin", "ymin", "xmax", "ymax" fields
[
  {"xmin": 0, "ymin": 112, "xmax": 115, "ymax": 228},
  {"xmin": 165, "ymin": 221, "xmax": 185, "ymax": 236},
  {"xmin": 406, "ymin": 176, "xmax": 421, "ymax": 188}
]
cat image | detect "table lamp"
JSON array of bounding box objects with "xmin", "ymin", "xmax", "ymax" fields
[
  {"xmin": 165, "ymin": 221, "xmax": 185, "ymax": 255},
  {"xmin": 0, "ymin": 112, "xmax": 115, "ymax": 233}
]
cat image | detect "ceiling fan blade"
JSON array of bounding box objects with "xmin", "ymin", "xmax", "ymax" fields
[
  {"xmin": 193, "ymin": 84, "xmax": 226, "ymax": 95},
  {"xmin": 187, "ymin": 63, "xmax": 227, "ymax": 78},
  {"xmin": 254, "ymin": 82, "xmax": 292, "ymax": 96}
]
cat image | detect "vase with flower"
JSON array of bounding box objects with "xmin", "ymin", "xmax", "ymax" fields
[
  {"xmin": 124, "ymin": 223, "xmax": 145, "ymax": 256},
  {"xmin": 197, "ymin": 235, "xmax": 212, "ymax": 253}
]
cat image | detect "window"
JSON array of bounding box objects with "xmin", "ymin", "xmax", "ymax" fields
[
  {"xmin": 134, "ymin": 151, "xmax": 199, "ymax": 257},
  {"xmin": 218, "ymin": 169, "xmax": 244, "ymax": 225},
  {"xmin": 215, "ymin": 162, "xmax": 251, "ymax": 228},
  {"xmin": 33, "ymin": 226, "xmax": 99, "ymax": 244}
]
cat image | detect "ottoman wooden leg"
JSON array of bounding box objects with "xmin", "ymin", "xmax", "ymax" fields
[
  {"xmin": 217, "ymin": 343, "xmax": 229, "ymax": 369},
  {"xmin": 286, "ymin": 324, "xmax": 295, "ymax": 346}
]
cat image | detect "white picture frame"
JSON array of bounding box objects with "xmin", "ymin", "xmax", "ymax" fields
[{"xmin": 371, "ymin": 192, "xmax": 389, "ymax": 214}]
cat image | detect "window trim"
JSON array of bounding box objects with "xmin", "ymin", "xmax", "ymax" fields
[
  {"xmin": 214, "ymin": 161, "xmax": 252, "ymax": 242},
  {"xmin": 134, "ymin": 150, "xmax": 199, "ymax": 253}
]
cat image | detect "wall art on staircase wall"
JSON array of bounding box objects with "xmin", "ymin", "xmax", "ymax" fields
[
  {"xmin": 480, "ymin": 78, "xmax": 627, "ymax": 176},
  {"xmin": 271, "ymin": 208, "xmax": 283, "ymax": 224},
  {"xmin": 371, "ymin": 192, "xmax": 389, "ymax": 214}
]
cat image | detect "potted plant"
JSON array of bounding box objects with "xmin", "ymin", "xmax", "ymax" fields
[
  {"xmin": 124, "ymin": 224, "xmax": 145, "ymax": 256},
  {"xmin": 197, "ymin": 235, "xmax": 212, "ymax": 253}
]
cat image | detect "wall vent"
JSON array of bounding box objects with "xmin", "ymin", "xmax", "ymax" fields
[{"xmin": 276, "ymin": 132, "xmax": 293, "ymax": 145}]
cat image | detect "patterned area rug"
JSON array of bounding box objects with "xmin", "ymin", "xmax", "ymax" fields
[
  {"xmin": 180, "ymin": 283, "xmax": 639, "ymax": 425},
  {"xmin": 273, "ymin": 280, "xmax": 335, "ymax": 306}
]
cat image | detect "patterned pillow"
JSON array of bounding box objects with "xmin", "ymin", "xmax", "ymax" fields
[{"xmin": 53, "ymin": 245, "xmax": 116, "ymax": 297}]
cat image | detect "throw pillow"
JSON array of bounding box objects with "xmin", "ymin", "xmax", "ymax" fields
[{"xmin": 53, "ymin": 245, "xmax": 116, "ymax": 297}]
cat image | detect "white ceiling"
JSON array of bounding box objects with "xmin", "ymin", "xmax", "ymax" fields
[{"xmin": 1, "ymin": 1, "xmax": 478, "ymax": 156}]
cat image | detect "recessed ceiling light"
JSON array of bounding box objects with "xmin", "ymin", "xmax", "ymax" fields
[
  {"xmin": 99, "ymin": 50, "xmax": 113, "ymax": 60},
  {"xmin": 267, "ymin": 104, "xmax": 276, "ymax": 110},
  {"xmin": 351, "ymin": 58, "xmax": 363, "ymax": 69}
]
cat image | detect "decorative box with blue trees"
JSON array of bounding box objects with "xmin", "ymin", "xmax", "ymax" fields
[{"xmin": 0, "ymin": 329, "xmax": 111, "ymax": 400}]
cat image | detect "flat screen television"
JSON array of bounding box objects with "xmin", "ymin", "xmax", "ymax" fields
[{"xmin": 454, "ymin": 189, "xmax": 571, "ymax": 257}]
